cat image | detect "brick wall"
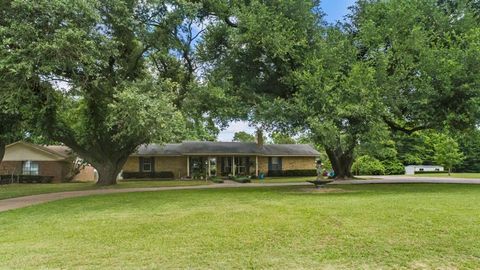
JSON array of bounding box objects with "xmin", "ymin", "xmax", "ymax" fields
[
  {"xmin": 155, "ymin": 156, "xmax": 187, "ymax": 179},
  {"xmin": 123, "ymin": 157, "xmax": 140, "ymax": 172},
  {"xmin": 0, "ymin": 160, "xmax": 70, "ymax": 182},
  {"xmin": 122, "ymin": 156, "xmax": 187, "ymax": 179},
  {"xmin": 257, "ymin": 156, "xmax": 316, "ymax": 174},
  {"xmin": 281, "ymin": 157, "xmax": 316, "ymax": 170},
  {"xmin": 37, "ymin": 161, "xmax": 71, "ymax": 183},
  {"xmin": 258, "ymin": 157, "xmax": 269, "ymax": 174},
  {"xmin": 121, "ymin": 155, "xmax": 316, "ymax": 178},
  {"xmin": 72, "ymin": 165, "xmax": 97, "ymax": 182},
  {"xmin": 0, "ymin": 161, "xmax": 22, "ymax": 175}
]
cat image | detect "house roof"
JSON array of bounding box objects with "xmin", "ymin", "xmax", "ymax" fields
[
  {"xmin": 136, "ymin": 144, "xmax": 183, "ymax": 156},
  {"xmin": 261, "ymin": 144, "xmax": 320, "ymax": 156},
  {"xmin": 4, "ymin": 141, "xmax": 71, "ymax": 161},
  {"xmin": 132, "ymin": 141, "xmax": 320, "ymax": 157}
]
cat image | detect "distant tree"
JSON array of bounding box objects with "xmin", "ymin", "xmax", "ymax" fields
[
  {"xmin": 232, "ymin": 132, "xmax": 255, "ymax": 143},
  {"xmin": 433, "ymin": 134, "xmax": 464, "ymax": 175},
  {"xmin": 271, "ymin": 132, "xmax": 296, "ymax": 144},
  {"xmin": 455, "ymin": 130, "xmax": 480, "ymax": 172},
  {"xmin": 352, "ymin": 155, "xmax": 385, "ymax": 176}
]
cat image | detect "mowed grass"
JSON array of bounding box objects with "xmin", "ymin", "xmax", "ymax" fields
[
  {"xmin": 0, "ymin": 180, "xmax": 210, "ymax": 200},
  {"xmin": 0, "ymin": 184, "xmax": 479, "ymax": 269},
  {"xmin": 414, "ymin": 173, "xmax": 480, "ymax": 178}
]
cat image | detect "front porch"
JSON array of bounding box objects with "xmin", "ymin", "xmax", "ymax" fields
[{"xmin": 187, "ymin": 155, "xmax": 259, "ymax": 178}]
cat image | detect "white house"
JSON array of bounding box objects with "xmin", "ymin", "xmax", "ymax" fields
[{"xmin": 405, "ymin": 165, "xmax": 444, "ymax": 175}]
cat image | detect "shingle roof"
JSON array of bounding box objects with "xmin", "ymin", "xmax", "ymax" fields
[
  {"xmin": 45, "ymin": 145, "xmax": 72, "ymax": 158},
  {"xmin": 261, "ymin": 144, "xmax": 320, "ymax": 156},
  {"xmin": 133, "ymin": 142, "xmax": 319, "ymax": 157},
  {"xmin": 136, "ymin": 144, "xmax": 183, "ymax": 156},
  {"xmin": 180, "ymin": 141, "xmax": 262, "ymax": 155}
]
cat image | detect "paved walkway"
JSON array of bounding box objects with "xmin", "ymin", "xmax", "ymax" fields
[{"xmin": 1, "ymin": 176, "xmax": 480, "ymax": 213}]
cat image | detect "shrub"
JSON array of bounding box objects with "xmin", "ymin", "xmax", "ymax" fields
[
  {"xmin": 17, "ymin": 175, "xmax": 54, "ymax": 183},
  {"xmin": 122, "ymin": 171, "xmax": 175, "ymax": 179},
  {"xmin": 208, "ymin": 176, "xmax": 224, "ymax": 183},
  {"xmin": 383, "ymin": 160, "xmax": 405, "ymax": 175},
  {"xmin": 267, "ymin": 170, "xmax": 317, "ymax": 177},
  {"xmin": 352, "ymin": 155, "xmax": 385, "ymax": 175},
  {"xmin": 231, "ymin": 177, "xmax": 251, "ymax": 183},
  {"xmin": 414, "ymin": 171, "xmax": 446, "ymax": 174}
]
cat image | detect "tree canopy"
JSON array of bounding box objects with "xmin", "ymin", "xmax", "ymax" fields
[
  {"xmin": 1, "ymin": 0, "xmax": 480, "ymax": 182},
  {"xmin": 232, "ymin": 131, "xmax": 255, "ymax": 143},
  {"xmin": 0, "ymin": 0, "xmax": 219, "ymax": 184},
  {"xmin": 201, "ymin": 0, "xmax": 480, "ymax": 178}
]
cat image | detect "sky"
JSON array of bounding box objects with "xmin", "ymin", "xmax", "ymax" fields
[{"xmin": 216, "ymin": 0, "xmax": 355, "ymax": 141}]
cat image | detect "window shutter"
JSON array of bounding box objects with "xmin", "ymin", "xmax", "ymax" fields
[
  {"xmin": 139, "ymin": 157, "xmax": 144, "ymax": 172},
  {"xmin": 268, "ymin": 157, "xmax": 272, "ymax": 171},
  {"xmin": 151, "ymin": 157, "xmax": 155, "ymax": 173},
  {"xmin": 278, "ymin": 157, "xmax": 283, "ymax": 171}
]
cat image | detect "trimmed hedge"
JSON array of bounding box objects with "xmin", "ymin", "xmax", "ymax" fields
[
  {"xmin": 17, "ymin": 175, "xmax": 54, "ymax": 184},
  {"xmin": 208, "ymin": 176, "xmax": 224, "ymax": 183},
  {"xmin": 267, "ymin": 170, "xmax": 317, "ymax": 177},
  {"xmin": 122, "ymin": 171, "xmax": 175, "ymax": 179},
  {"xmin": 414, "ymin": 171, "xmax": 445, "ymax": 174},
  {"xmin": 231, "ymin": 178, "xmax": 251, "ymax": 183}
]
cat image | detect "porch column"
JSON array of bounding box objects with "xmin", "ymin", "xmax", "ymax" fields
[
  {"xmin": 255, "ymin": 156, "xmax": 259, "ymax": 176},
  {"xmin": 186, "ymin": 156, "xmax": 190, "ymax": 177},
  {"xmin": 232, "ymin": 156, "xmax": 236, "ymax": 176},
  {"xmin": 208, "ymin": 156, "xmax": 211, "ymax": 177}
]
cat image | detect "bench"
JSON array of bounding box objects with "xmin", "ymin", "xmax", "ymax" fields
[{"xmin": 307, "ymin": 180, "xmax": 333, "ymax": 188}]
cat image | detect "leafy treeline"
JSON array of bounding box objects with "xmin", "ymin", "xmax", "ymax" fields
[
  {"xmin": 354, "ymin": 129, "xmax": 469, "ymax": 175},
  {"xmin": 1, "ymin": 0, "xmax": 479, "ymax": 184}
]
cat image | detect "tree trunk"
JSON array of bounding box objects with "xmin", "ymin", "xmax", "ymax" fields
[
  {"xmin": 448, "ymin": 167, "xmax": 451, "ymax": 176},
  {"xmin": 325, "ymin": 147, "xmax": 355, "ymax": 180},
  {"xmin": 94, "ymin": 158, "xmax": 127, "ymax": 186}
]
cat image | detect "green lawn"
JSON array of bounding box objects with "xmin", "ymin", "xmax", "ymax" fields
[
  {"xmin": 0, "ymin": 180, "xmax": 210, "ymax": 200},
  {"xmin": 414, "ymin": 173, "xmax": 480, "ymax": 178},
  {"xmin": 0, "ymin": 177, "xmax": 314, "ymax": 200},
  {"xmin": 0, "ymin": 184, "xmax": 479, "ymax": 269}
]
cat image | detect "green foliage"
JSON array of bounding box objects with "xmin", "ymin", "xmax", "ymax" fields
[
  {"xmin": 232, "ymin": 131, "xmax": 255, "ymax": 142},
  {"xmin": 0, "ymin": 0, "xmax": 213, "ymax": 184},
  {"xmin": 271, "ymin": 132, "xmax": 296, "ymax": 144},
  {"xmin": 382, "ymin": 160, "xmax": 405, "ymax": 175},
  {"xmin": 455, "ymin": 130, "xmax": 480, "ymax": 172},
  {"xmin": 433, "ymin": 134, "xmax": 464, "ymax": 173},
  {"xmin": 352, "ymin": 0, "xmax": 480, "ymax": 132},
  {"xmin": 352, "ymin": 155, "xmax": 385, "ymax": 175}
]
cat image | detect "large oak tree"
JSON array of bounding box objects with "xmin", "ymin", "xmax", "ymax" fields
[
  {"xmin": 0, "ymin": 0, "xmax": 217, "ymax": 185},
  {"xmin": 201, "ymin": 0, "xmax": 480, "ymax": 179}
]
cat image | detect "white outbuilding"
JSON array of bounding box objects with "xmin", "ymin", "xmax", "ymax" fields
[{"xmin": 405, "ymin": 165, "xmax": 444, "ymax": 175}]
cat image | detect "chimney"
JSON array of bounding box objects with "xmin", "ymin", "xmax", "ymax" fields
[{"xmin": 256, "ymin": 129, "xmax": 264, "ymax": 147}]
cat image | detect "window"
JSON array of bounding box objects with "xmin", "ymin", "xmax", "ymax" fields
[
  {"xmin": 142, "ymin": 158, "xmax": 152, "ymax": 172},
  {"xmin": 22, "ymin": 161, "xmax": 39, "ymax": 175},
  {"xmin": 270, "ymin": 157, "xmax": 282, "ymax": 171}
]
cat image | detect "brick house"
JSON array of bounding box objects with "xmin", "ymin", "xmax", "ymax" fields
[
  {"xmin": 122, "ymin": 141, "xmax": 320, "ymax": 179},
  {"xmin": 1, "ymin": 141, "xmax": 95, "ymax": 182}
]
